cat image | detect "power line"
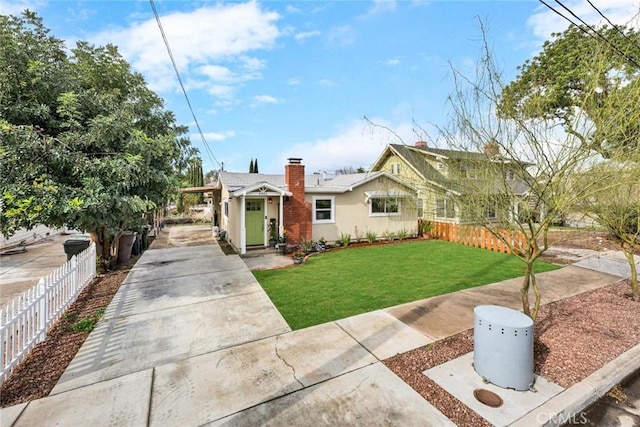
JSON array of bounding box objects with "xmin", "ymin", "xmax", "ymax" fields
[
  {"xmin": 585, "ymin": 0, "xmax": 640, "ymax": 56},
  {"xmin": 538, "ymin": 0, "xmax": 640, "ymax": 68},
  {"xmin": 149, "ymin": 0, "xmax": 221, "ymax": 169}
]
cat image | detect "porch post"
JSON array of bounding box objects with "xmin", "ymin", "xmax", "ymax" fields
[
  {"xmin": 240, "ymin": 194, "xmax": 246, "ymax": 255},
  {"xmin": 278, "ymin": 194, "xmax": 284, "ymax": 238}
]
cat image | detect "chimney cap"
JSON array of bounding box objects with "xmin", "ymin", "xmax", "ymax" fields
[
  {"xmin": 287, "ymin": 158, "xmax": 303, "ymax": 164},
  {"xmin": 414, "ymin": 140, "xmax": 428, "ymax": 148}
]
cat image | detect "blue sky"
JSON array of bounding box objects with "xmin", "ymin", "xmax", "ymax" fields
[{"xmin": 3, "ymin": 1, "xmax": 639, "ymax": 175}]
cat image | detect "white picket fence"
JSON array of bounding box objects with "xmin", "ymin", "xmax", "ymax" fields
[{"xmin": 0, "ymin": 243, "xmax": 97, "ymax": 384}]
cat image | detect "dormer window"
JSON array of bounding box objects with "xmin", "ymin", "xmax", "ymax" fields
[
  {"xmin": 390, "ymin": 162, "xmax": 401, "ymax": 174},
  {"xmin": 437, "ymin": 162, "xmax": 444, "ymax": 170},
  {"xmin": 505, "ymin": 170, "xmax": 515, "ymax": 180}
]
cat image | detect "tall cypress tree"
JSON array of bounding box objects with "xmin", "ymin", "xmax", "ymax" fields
[
  {"xmin": 254, "ymin": 159, "xmax": 259, "ymax": 173},
  {"xmin": 249, "ymin": 159, "xmax": 254, "ymax": 173}
]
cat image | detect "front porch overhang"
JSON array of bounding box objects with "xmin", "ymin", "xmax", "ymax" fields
[{"xmin": 232, "ymin": 182, "xmax": 292, "ymax": 198}]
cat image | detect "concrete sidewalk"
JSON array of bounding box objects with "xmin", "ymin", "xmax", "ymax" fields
[{"xmin": 1, "ymin": 227, "xmax": 636, "ymax": 426}]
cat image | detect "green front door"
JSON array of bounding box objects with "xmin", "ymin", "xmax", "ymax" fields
[{"xmin": 245, "ymin": 199, "xmax": 264, "ymax": 246}]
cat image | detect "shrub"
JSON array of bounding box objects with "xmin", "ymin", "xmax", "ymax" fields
[
  {"xmin": 353, "ymin": 226, "xmax": 364, "ymax": 243},
  {"xmin": 299, "ymin": 237, "xmax": 314, "ymax": 254},
  {"xmin": 382, "ymin": 230, "xmax": 396, "ymax": 241},
  {"xmin": 366, "ymin": 231, "xmax": 377, "ymax": 243},
  {"xmin": 339, "ymin": 233, "xmax": 351, "ymax": 247},
  {"xmin": 397, "ymin": 229, "xmax": 408, "ymax": 240}
]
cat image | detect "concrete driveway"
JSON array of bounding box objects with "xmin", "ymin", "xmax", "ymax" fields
[
  {"xmin": 0, "ymin": 234, "xmax": 69, "ymax": 307},
  {"xmin": 1, "ymin": 225, "xmax": 634, "ymax": 426}
]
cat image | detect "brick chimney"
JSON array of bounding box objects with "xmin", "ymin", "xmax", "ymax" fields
[
  {"xmin": 414, "ymin": 140, "xmax": 428, "ymax": 149},
  {"xmin": 284, "ymin": 158, "xmax": 311, "ymax": 245},
  {"xmin": 484, "ymin": 140, "xmax": 500, "ymax": 156}
]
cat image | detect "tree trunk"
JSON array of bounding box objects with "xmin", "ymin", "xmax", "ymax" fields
[
  {"xmin": 520, "ymin": 266, "xmax": 532, "ymax": 318},
  {"xmin": 520, "ymin": 261, "xmax": 541, "ymax": 320},
  {"xmin": 530, "ymin": 272, "xmax": 541, "ymax": 320}
]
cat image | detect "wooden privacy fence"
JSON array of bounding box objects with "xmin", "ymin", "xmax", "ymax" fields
[
  {"xmin": 0, "ymin": 243, "xmax": 97, "ymax": 384},
  {"xmin": 430, "ymin": 221, "xmax": 526, "ymax": 254}
]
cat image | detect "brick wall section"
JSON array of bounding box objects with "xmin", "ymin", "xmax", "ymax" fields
[{"xmin": 284, "ymin": 161, "xmax": 312, "ymax": 245}]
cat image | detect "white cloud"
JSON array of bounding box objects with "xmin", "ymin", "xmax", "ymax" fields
[
  {"xmin": 197, "ymin": 65, "xmax": 235, "ymax": 83},
  {"xmin": 325, "ymin": 25, "xmax": 356, "ymax": 47},
  {"xmin": 285, "ymin": 5, "xmax": 300, "ymax": 14},
  {"xmin": 318, "ymin": 79, "xmax": 337, "ymax": 87},
  {"xmin": 252, "ymin": 94, "xmax": 279, "ymax": 106},
  {"xmin": 386, "ymin": 58, "xmax": 401, "ymax": 66},
  {"xmin": 528, "ymin": 0, "xmax": 640, "ymax": 42},
  {"xmin": 200, "ymin": 131, "xmax": 236, "ymax": 141},
  {"xmin": 0, "ymin": 0, "xmax": 45, "ymax": 16},
  {"xmin": 280, "ymin": 117, "xmax": 417, "ymax": 173},
  {"xmin": 90, "ymin": 3, "xmax": 280, "ymax": 100},
  {"xmin": 362, "ymin": 0, "xmax": 397, "ymax": 18},
  {"xmin": 288, "ymin": 77, "xmax": 301, "ymax": 86},
  {"xmin": 294, "ymin": 30, "xmax": 321, "ymax": 41}
]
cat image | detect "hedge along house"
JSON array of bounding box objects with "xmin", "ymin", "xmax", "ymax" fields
[{"xmin": 216, "ymin": 158, "xmax": 419, "ymax": 255}]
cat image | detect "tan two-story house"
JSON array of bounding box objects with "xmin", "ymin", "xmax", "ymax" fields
[{"xmin": 370, "ymin": 141, "xmax": 533, "ymax": 224}]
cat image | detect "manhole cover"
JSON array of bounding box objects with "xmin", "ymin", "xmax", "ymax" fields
[{"xmin": 473, "ymin": 388, "xmax": 503, "ymax": 408}]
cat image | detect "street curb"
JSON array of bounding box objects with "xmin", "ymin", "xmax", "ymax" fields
[{"xmin": 511, "ymin": 342, "xmax": 640, "ymax": 426}]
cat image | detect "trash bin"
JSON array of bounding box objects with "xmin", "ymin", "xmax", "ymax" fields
[
  {"xmin": 117, "ymin": 231, "xmax": 137, "ymax": 263},
  {"xmin": 131, "ymin": 232, "xmax": 142, "ymax": 256},
  {"xmin": 142, "ymin": 225, "xmax": 151, "ymax": 250},
  {"xmin": 474, "ymin": 305, "xmax": 534, "ymax": 390},
  {"xmin": 63, "ymin": 234, "xmax": 92, "ymax": 261}
]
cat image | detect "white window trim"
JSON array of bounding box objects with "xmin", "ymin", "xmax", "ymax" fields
[
  {"xmin": 223, "ymin": 199, "xmax": 229, "ymax": 218},
  {"xmin": 369, "ymin": 198, "xmax": 402, "ymax": 217},
  {"xmin": 312, "ymin": 196, "xmax": 335, "ymax": 224},
  {"xmin": 435, "ymin": 198, "xmax": 456, "ymax": 219}
]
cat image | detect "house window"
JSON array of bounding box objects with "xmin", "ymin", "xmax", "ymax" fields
[
  {"xmin": 417, "ymin": 198, "xmax": 424, "ymax": 218},
  {"xmin": 437, "ymin": 162, "xmax": 444, "ymax": 170},
  {"xmin": 505, "ymin": 169, "xmax": 515, "ymax": 180},
  {"xmin": 370, "ymin": 198, "xmax": 401, "ymax": 216},
  {"xmin": 224, "ymin": 200, "xmax": 229, "ymax": 218},
  {"xmin": 486, "ymin": 206, "xmax": 497, "ymax": 219},
  {"xmin": 390, "ymin": 164, "xmax": 395, "ymax": 174},
  {"xmin": 395, "ymin": 163, "xmax": 401, "ymax": 174},
  {"xmin": 436, "ymin": 198, "xmax": 455, "ymax": 219},
  {"xmin": 313, "ymin": 196, "xmax": 335, "ymax": 224},
  {"xmin": 245, "ymin": 201, "xmax": 261, "ymax": 211}
]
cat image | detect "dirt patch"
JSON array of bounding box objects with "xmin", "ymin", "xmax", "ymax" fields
[
  {"xmin": 544, "ymin": 229, "xmax": 623, "ymax": 252},
  {"xmin": 383, "ymin": 279, "xmax": 640, "ymax": 427},
  {"xmin": 217, "ymin": 237, "xmax": 238, "ymax": 255}
]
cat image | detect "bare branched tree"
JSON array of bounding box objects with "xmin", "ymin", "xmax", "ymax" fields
[{"xmin": 440, "ymin": 25, "xmax": 629, "ymax": 320}]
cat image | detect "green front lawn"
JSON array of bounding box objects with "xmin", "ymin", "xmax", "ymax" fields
[{"xmin": 254, "ymin": 240, "xmax": 560, "ymax": 330}]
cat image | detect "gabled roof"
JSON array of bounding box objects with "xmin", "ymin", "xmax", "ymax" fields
[
  {"xmin": 218, "ymin": 170, "xmax": 417, "ymax": 195},
  {"xmin": 219, "ymin": 172, "xmax": 285, "ymax": 192},
  {"xmin": 371, "ymin": 144, "xmax": 531, "ymax": 195}
]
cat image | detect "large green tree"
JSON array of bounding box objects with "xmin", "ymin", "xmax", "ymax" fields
[
  {"xmin": 0, "ymin": 12, "xmax": 192, "ymax": 263},
  {"xmin": 499, "ymin": 24, "xmax": 640, "ymax": 156}
]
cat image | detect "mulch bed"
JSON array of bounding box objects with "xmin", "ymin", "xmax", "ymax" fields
[
  {"xmin": 0, "ymin": 269, "xmax": 129, "ymax": 408},
  {"xmin": 383, "ymin": 279, "xmax": 640, "ymax": 426}
]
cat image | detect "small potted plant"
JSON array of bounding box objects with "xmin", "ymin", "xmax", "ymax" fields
[
  {"xmin": 268, "ymin": 222, "xmax": 278, "ymax": 248},
  {"xmin": 291, "ymin": 250, "xmax": 304, "ymax": 265},
  {"xmin": 420, "ymin": 220, "xmax": 433, "ymax": 239},
  {"xmin": 278, "ymin": 233, "xmax": 288, "ymax": 254}
]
